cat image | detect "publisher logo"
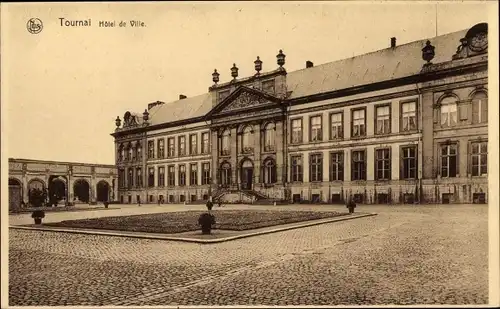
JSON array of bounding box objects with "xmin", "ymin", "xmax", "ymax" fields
[{"xmin": 27, "ymin": 18, "xmax": 43, "ymax": 34}]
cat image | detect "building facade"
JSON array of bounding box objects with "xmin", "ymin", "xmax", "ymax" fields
[
  {"xmin": 112, "ymin": 23, "xmax": 488, "ymax": 205},
  {"xmin": 8, "ymin": 158, "xmax": 117, "ymax": 210}
]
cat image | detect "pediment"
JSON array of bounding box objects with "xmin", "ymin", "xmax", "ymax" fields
[{"xmin": 211, "ymin": 87, "xmax": 280, "ymax": 116}]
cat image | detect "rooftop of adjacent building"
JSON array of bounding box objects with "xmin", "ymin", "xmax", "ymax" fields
[
  {"xmin": 120, "ymin": 22, "xmax": 487, "ymax": 128},
  {"xmin": 9, "ymin": 158, "xmax": 116, "ymax": 168}
]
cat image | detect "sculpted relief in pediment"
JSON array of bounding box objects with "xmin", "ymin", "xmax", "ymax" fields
[{"xmin": 223, "ymin": 91, "xmax": 268, "ymax": 112}]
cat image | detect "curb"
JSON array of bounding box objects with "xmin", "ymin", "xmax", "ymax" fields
[{"xmin": 10, "ymin": 212, "xmax": 377, "ymax": 244}]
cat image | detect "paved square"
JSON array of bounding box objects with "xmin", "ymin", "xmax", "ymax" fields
[{"xmin": 9, "ymin": 204, "xmax": 488, "ymax": 306}]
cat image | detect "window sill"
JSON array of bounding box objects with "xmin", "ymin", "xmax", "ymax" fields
[
  {"xmin": 350, "ymin": 136, "xmax": 367, "ymax": 140},
  {"xmin": 374, "ymin": 132, "xmax": 392, "ymax": 137},
  {"xmin": 328, "ymin": 138, "xmax": 344, "ymax": 142}
]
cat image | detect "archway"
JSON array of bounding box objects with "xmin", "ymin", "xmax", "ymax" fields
[
  {"xmin": 96, "ymin": 180, "xmax": 110, "ymax": 202},
  {"xmin": 73, "ymin": 179, "xmax": 90, "ymax": 203},
  {"xmin": 28, "ymin": 178, "xmax": 46, "ymax": 206},
  {"xmin": 240, "ymin": 159, "xmax": 254, "ymax": 190},
  {"xmin": 9, "ymin": 178, "xmax": 23, "ymax": 210},
  {"xmin": 48, "ymin": 176, "xmax": 66, "ymax": 206}
]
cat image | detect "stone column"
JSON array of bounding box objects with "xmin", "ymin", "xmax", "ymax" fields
[
  {"xmin": 211, "ymin": 129, "xmax": 218, "ymax": 185},
  {"xmin": 230, "ymin": 126, "xmax": 238, "ymax": 187},
  {"xmin": 421, "ymin": 91, "xmax": 434, "ymax": 179},
  {"xmin": 275, "ymin": 121, "xmax": 284, "ymax": 183},
  {"xmin": 91, "ymin": 168, "xmax": 96, "ymax": 203},
  {"xmin": 254, "ymin": 123, "xmax": 262, "ymax": 184},
  {"xmin": 22, "ymin": 173, "xmax": 28, "ymax": 203}
]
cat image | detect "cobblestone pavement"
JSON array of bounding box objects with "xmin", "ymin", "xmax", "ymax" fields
[{"xmin": 9, "ymin": 204, "xmax": 488, "ymax": 306}]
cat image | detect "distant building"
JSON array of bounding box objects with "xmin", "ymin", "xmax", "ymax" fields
[
  {"xmin": 112, "ymin": 23, "xmax": 488, "ymax": 205},
  {"xmin": 8, "ymin": 158, "xmax": 117, "ymax": 210}
]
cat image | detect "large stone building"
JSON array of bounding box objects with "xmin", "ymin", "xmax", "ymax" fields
[
  {"xmin": 8, "ymin": 158, "xmax": 117, "ymax": 210},
  {"xmin": 112, "ymin": 23, "xmax": 488, "ymax": 205}
]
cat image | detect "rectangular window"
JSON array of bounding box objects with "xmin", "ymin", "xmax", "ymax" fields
[
  {"xmin": 351, "ymin": 150, "xmax": 366, "ymax": 181},
  {"xmin": 441, "ymin": 104, "xmax": 458, "ymax": 127},
  {"xmin": 147, "ymin": 141, "xmax": 155, "ymax": 159},
  {"xmin": 178, "ymin": 136, "xmax": 186, "ymax": 156},
  {"xmin": 401, "ymin": 101, "xmax": 417, "ymax": 131},
  {"xmin": 136, "ymin": 167, "xmax": 142, "ymax": 187},
  {"xmin": 309, "ymin": 154, "xmax": 323, "ymax": 182},
  {"xmin": 351, "ymin": 109, "xmax": 366, "ymax": 138},
  {"xmin": 329, "ymin": 152, "xmax": 344, "ymax": 181},
  {"xmin": 329, "ymin": 112, "xmax": 343, "ymax": 140},
  {"xmin": 471, "ymin": 142, "xmax": 487, "ymax": 176},
  {"xmin": 158, "ymin": 166, "xmax": 165, "ymax": 187},
  {"xmin": 291, "ymin": 118, "xmax": 303, "ymax": 144},
  {"xmin": 202, "ymin": 163, "xmax": 211, "ymax": 185},
  {"xmin": 179, "ymin": 165, "xmax": 186, "ymax": 186},
  {"xmin": 310, "ymin": 116, "xmax": 322, "ymax": 142},
  {"xmin": 128, "ymin": 168, "xmax": 134, "ymax": 188},
  {"xmin": 157, "ymin": 139, "xmax": 165, "ymax": 159},
  {"xmin": 401, "ymin": 146, "xmax": 417, "ymax": 179},
  {"xmin": 148, "ymin": 167, "xmax": 155, "ymax": 187},
  {"xmin": 168, "ymin": 165, "xmax": 175, "ymax": 186},
  {"xmin": 201, "ymin": 132, "xmax": 210, "ymax": 154},
  {"xmin": 190, "ymin": 134, "xmax": 198, "ymax": 155},
  {"xmin": 375, "ymin": 148, "xmax": 391, "ymax": 180},
  {"xmin": 118, "ymin": 169, "xmax": 125, "ymax": 188},
  {"xmin": 167, "ymin": 138, "xmax": 175, "ymax": 157},
  {"xmin": 375, "ymin": 105, "xmax": 391, "ymax": 135},
  {"xmin": 440, "ymin": 144, "xmax": 458, "ymax": 177},
  {"xmin": 190, "ymin": 164, "xmax": 198, "ymax": 185},
  {"xmin": 291, "ymin": 155, "xmax": 303, "ymax": 182},
  {"xmin": 472, "ymin": 94, "xmax": 488, "ymax": 124},
  {"xmin": 136, "ymin": 146, "xmax": 142, "ymax": 160}
]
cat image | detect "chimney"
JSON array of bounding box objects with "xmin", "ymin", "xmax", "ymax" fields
[
  {"xmin": 306, "ymin": 61, "xmax": 314, "ymax": 68},
  {"xmin": 179, "ymin": 94, "xmax": 187, "ymax": 100},
  {"xmin": 391, "ymin": 37, "xmax": 396, "ymax": 48}
]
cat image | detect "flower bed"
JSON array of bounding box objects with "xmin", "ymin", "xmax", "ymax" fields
[{"xmin": 43, "ymin": 210, "xmax": 347, "ymax": 234}]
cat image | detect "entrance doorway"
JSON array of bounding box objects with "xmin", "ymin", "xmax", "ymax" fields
[
  {"xmin": 240, "ymin": 159, "xmax": 254, "ymax": 190},
  {"xmin": 96, "ymin": 180, "xmax": 110, "ymax": 202},
  {"xmin": 73, "ymin": 179, "xmax": 90, "ymax": 203},
  {"xmin": 9, "ymin": 178, "xmax": 22, "ymax": 210}
]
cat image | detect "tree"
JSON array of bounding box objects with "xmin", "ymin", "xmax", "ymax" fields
[{"xmin": 29, "ymin": 188, "xmax": 47, "ymax": 208}]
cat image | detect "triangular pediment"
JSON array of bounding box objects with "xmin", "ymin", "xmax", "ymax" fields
[{"xmin": 209, "ymin": 86, "xmax": 280, "ymax": 117}]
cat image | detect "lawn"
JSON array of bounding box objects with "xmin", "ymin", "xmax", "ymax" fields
[{"xmin": 43, "ymin": 210, "xmax": 348, "ymax": 234}]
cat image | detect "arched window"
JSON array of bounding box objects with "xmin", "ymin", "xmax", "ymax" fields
[
  {"xmin": 440, "ymin": 96, "xmax": 458, "ymax": 127},
  {"xmin": 241, "ymin": 126, "xmax": 254, "ymax": 154},
  {"xmin": 263, "ymin": 159, "xmax": 277, "ymax": 184},
  {"xmin": 264, "ymin": 123, "xmax": 276, "ymax": 152},
  {"xmin": 220, "ymin": 162, "xmax": 231, "ymax": 186},
  {"xmin": 472, "ymin": 92, "xmax": 488, "ymax": 124},
  {"xmin": 220, "ymin": 130, "xmax": 230, "ymax": 156}
]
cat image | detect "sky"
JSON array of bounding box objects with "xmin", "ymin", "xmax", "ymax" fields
[{"xmin": 1, "ymin": 1, "xmax": 493, "ymax": 165}]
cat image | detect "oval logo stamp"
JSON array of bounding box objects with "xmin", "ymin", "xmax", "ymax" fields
[{"xmin": 27, "ymin": 18, "xmax": 43, "ymax": 34}]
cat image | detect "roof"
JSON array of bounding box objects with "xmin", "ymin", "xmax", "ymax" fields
[
  {"xmin": 286, "ymin": 29, "xmax": 467, "ymax": 99},
  {"xmin": 141, "ymin": 27, "xmax": 471, "ymax": 126},
  {"xmin": 147, "ymin": 93, "xmax": 213, "ymax": 126}
]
